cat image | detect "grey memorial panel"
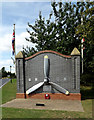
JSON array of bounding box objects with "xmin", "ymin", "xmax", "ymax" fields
[
  {"xmin": 43, "ymin": 85, "xmax": 52, "ymax": 92},
  {"xmin": 16, "ymin": 50, "xmax": 80, "ymax": 94}
]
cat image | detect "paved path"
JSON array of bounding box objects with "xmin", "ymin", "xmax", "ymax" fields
[
  {"xmin": 0, "ymin": 78, "xmax": 10, "ymax": 88},
  {"xmin": 1, "ymin": 99, "xmax": 84, "ymax": 112}
]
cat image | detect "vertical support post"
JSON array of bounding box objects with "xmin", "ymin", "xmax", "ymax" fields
[
  {"xmin": 15, "ymin": 51, "xmax": 26, "ymax": 98},
  {"xmin": 10, "ymin": 66, "xmax": 12, "ymax": 83},
  {"xmin": 13, "ymin": 24, "xmax": 16, "ymax": 57},
  {"xmin": 13, "ymin": 24, "xmax": 16, "ymax": 75},
  {"xmin": 10, "ymin": 66, "xmax": 12, "ymax": 73},
  {"xmin": 81, "ymin": 40, "xmax": 84, "ymax": 74},
  {"xmin": 81, "ymin": 16, "xmax": 84, "ymax": 74},
  {"xmin": 71, "ymin": 48, "xmax": 80, "ymax": 93}
]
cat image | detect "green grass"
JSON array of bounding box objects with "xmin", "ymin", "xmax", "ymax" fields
[
  {"xmin": 1, "ymin": 79, "xmax": 17, "ymax": 104},
  {"xmin": 1, "ymin": 79, "xmax": 94, "ymax": 118},
  {"xmin": 2, "ymin": 99, "xmax": 93, "ymax": 118}
]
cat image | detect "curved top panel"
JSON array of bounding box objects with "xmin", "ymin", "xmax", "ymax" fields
[{"xmin": 25, "ymin": 50, "xmax": 71, "ymax": 60}]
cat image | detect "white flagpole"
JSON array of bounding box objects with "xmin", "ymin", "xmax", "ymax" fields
[
  {"xmin": 14, "ymin": 24, "xmax": 16, "ymax": 57},
  {"xmin": 81, "ymin": 38, "xmax": 84, "ymax": 74},
  {"xmin": 14, "ymin": 24, "xmax": 16, "ymax": 75},
  {"xmin": 81, "ymin": 17, "xmax": 84, "ymax": 74},
  {"xmin": 11, "ymin": 24, "xmax": 16, "ymax": 76}
]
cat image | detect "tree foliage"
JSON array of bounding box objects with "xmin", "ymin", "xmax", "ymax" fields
[
  {"xmin": 75, "ymin": 2, "xmax": 94, "ymax": 73},
  {"xmin": 23, "ymin": 1, "xmax": 94, "ymax": 73},
  {"xmin": 1, "ymin": 67, "xmax": 7, "ymax": 77},
  {"xmin": 23, "ymin": 11, "xmax": 57, "ymax": 57},
  {"xmin": 0, "ymin": 67, "xmax": 16, "ymax": 78}
]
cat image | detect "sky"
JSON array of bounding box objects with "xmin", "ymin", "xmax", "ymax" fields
[
  {"xmin": 0, "ymin": 0, "xmax": 93, "ymax": 73},
  {"xmin": 0, "ymin": 1, "xmax": 54, "ymax": 73}
]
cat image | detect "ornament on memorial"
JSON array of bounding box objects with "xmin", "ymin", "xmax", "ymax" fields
[{"xmin": 26, "ymin": 55, "xmax": 69, "ymax": 95}]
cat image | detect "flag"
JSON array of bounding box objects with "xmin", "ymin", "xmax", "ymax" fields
[
  {"xmin": 12, "ymin": 27, "xmax": 15, "ymax": 55},
  {"xmin": 81, "ymin": 38, "xmax": 85, "ymax": 50},
  {"xmin": 81, "ymin": 38, "xmax": 85, "ymax": 43}
]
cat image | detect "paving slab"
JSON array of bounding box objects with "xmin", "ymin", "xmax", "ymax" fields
[{"xmin": 1, "ymin": 99, "xmax": 84, "ymax": 112}]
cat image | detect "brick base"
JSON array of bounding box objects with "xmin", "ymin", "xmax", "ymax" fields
[
  {"xmin": 16, "ymin": 93, "xmax": 81, "ymax": 100},
  {"xmin": 16, "ymin": 93, "xmax": 26, "ymax": 98}
]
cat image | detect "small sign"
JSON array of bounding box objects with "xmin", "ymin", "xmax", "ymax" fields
[
  {"xmin": 64, "ymin": 77, "xmax": 67, "ymax": 81},
  {"xmin": 43, "ymin": 85, "xmax": 52, "ymax": 92},
  {"xmin": 35, "ymin": 78, "xmax": 38, "ymax": 81},
  {"xmin": 28, "ymin": 78, "xmax": 31, "ymax": 82}
]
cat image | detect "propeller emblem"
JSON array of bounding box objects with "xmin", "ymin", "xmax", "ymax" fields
[{"xmin": 26, "ymin": 55, "xmax": 69, "ymax": 95}]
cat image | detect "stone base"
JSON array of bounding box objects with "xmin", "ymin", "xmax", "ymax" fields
[{"xmin": 16, "ymin": 93, "xmax": 81, "ymax": 100}]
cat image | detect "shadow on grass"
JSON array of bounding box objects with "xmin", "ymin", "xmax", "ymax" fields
[{"xmin": 81, "ymin": 85, "xmax": 94, "ymax": 100}]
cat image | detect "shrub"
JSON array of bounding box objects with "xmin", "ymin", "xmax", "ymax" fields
[{"xmin": 80, "ymin": 73, "xmax": 94, "ymax": 86}]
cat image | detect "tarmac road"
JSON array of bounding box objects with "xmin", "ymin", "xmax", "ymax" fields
[{"xmin": 0, "ymin": 78, "xmax": 10, "ymax": 88}]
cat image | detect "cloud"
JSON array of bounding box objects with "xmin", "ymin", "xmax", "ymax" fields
[
  {"xmin": 0, "ymin": 31, "xmax": 35, "ymax": 52},
  {"xmin": 0, "ymin": 59, "xmax": 15, "ymax": 73},
  {"xmin": 16, "ymin": 32, "xmax": 36, "ymax": 53},
  {"xmin": 0, "ymin": 1, "xmax": 54, "ymax": 73},
  {"xmin": 0, "ymin": 31, "xmax": 35, "ymax": 72},
  {"xmin": 0, "ymin": 34, "xmax": 12, "ymax": 52}
]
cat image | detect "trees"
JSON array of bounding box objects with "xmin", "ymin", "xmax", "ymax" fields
[
  {"xmin": 75, "ymin": 2, "xmax": 94, "ymax": 73},
  {"xmin": 51, "ymin": 2, "xmax": 80, "ymax": 54},
  {"xmin": 23, "ymin": 11, "xmax": 57, "ymax": 57},
  {"xmin": 23, "ymin": 1, "xmax": 94, "ymax": 74},
  {"xmin": 24, "ymin": 2, "xmax": 93, "ymax": 55},
  {"xmin": 1, "ymin": 67, "xmax": 7, "ymax": 77},
  {"xmin": 51, "ymin": 2, "xmax": 93, "ymax": 55},
  {"xmin": 0, "ymin": 67, "xmax": 16, "ymax": 78}
]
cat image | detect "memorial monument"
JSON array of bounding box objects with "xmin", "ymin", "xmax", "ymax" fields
[{"xmin": 16, "ymin": 48, "xmax": 81, "ymax": 100}]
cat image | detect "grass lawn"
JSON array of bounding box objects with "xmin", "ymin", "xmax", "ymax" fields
[
  {"xmin": 2, "ymin": 99, "xmax": 93, "ymax": 118},
  {"xmin": 2, "ymin": 79, "xmax": 17, "ymax": 104},
  {"xmin": 0, "ymin": 79, "xmax": 94, "ymax": 119}
]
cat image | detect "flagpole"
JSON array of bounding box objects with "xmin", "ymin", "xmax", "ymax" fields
[
  {"xmin": 13, "ymin": 24, "xmax": 16, "ymax": 57},
  {"xmin": 81, "ymin": 16, "xmax": 84, "ymax": 74},
  {"xmin": 14, "ymin": 24, "xmax": 16, "ymax": 75},
  {"xmin": 11, "ymin": 24, "xmax": 16, "ymax": 76},
  {"xmin": 81, "ymin": 39, "xmax": 84, "ymax": 74}
]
